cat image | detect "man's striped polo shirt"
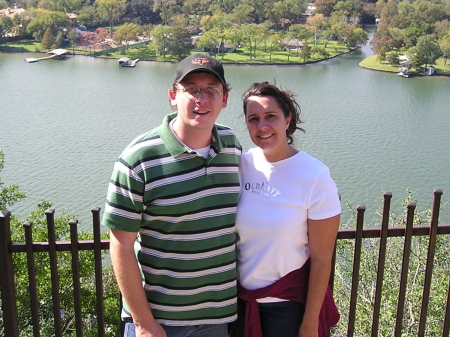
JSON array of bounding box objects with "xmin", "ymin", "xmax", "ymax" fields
[{"xmin": 102, "ymin": 112, "xmax": 241, "ymax": 325}]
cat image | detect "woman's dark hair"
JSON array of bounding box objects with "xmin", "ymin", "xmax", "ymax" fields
[{"xmin": 242, "ymin": 81, "xmax": 305, "ymax": 145}]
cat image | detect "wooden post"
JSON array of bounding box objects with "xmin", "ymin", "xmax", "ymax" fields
[{"xmin": 0, "ymin": 211, "xmax": 20, "ymax": 337}]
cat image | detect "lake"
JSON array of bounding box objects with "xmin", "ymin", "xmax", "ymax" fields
[{"xmin": 1, "ymin": 30, "xmax": 449, "ymax": 229}]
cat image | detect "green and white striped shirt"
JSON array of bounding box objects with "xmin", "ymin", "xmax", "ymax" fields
[{"xmin": 103, "ymin": 112, "xmax": 241, "ymax": 325}]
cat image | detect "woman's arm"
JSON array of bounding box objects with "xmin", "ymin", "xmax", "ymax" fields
[{"xmin": 299, "ymin": 214, "xmax": 340, "ymax": 337}]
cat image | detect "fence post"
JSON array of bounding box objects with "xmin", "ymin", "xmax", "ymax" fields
[
  {"xmin": 371, "ymin": 192, "xmax": 392, "ymax": 337},
  {"xmin": 347, "ymin": 204, "xmax": 365, "ymax": 337},
  {"xmin": 418, "ymin": 189, "xmax": 442, "ymax": 337},
  {"xmin": 92, "ymin": 207, "xmax": 105, "ymax": 336},
  {"xmin": 24, "ymin": 221, "xmax": 41, "ymax": 336},
  {"xmin": 69, "ymin": 219, "xmax": 83, "ymax": 337},
  {"xmin": 0, "ymin": 211, "xmax": 20, "ymax": 337},
  {"xmin": 46, "ymin": 209, "xmax": 63, "ymax": 336}
]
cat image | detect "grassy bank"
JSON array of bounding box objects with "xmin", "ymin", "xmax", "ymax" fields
[
  {"xmin": 4, "ymin": 39, "xmax": 449, "ymax": 75},
  {"xmin": 359, "ymin": 54, "xmax": 450, "ymax": 76}
]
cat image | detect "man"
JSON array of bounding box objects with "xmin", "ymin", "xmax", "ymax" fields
[{"xmin": 102, "ymin": 53, "xmax": 241, "ymax": 337}]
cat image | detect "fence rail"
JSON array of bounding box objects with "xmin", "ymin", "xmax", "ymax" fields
[{"xmin": 1, "ymin": 190, "xmax": 450, "ymax": 336}]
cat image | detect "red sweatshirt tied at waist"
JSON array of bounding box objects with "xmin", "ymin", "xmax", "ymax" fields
[{"xmin": 237, "ymin": 259, "xmax": 339, "ymax": 337}]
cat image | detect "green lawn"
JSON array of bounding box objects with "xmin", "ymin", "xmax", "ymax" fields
[
  {"xmin": 360, "ymin": 54, "xmax": 450, "ymax": 76},
  {"xmin": 0, "ymin": 39, "xmax": 43, "ymax": 52},
  {"xmin": 112, "ymin": 39, "xmax": 351, "ymax": 65}
]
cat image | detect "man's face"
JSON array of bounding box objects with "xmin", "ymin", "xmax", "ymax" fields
[{"xmin": 169, "ymin": 72, "xmax": 228, "ymax": 133}]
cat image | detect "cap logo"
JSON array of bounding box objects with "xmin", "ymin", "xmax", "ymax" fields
[{"xmin": 192, "ymin": 57, "xmax": 210, "ymax": 66}]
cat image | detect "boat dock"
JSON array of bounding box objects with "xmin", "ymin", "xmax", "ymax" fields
[
  {"xmin": 25, "ymin": 49, "xmax": 70, "ymax": 63},
  {"xmin": 118, "ymin": 58, "xmax": 140, "ymax": 67}
]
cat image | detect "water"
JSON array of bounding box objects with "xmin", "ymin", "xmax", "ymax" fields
[{"xmin": 1, "ymin": 31, "xmax": 450, "ymax": 229}]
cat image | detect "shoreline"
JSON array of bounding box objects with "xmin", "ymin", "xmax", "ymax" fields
[
  {"xmin": 0, "ymin": 44, "xmax": 354, "ymax": 66},
  {"xmin": 2, "ymin": 45, "xmax": 449, "ymax": 77}
]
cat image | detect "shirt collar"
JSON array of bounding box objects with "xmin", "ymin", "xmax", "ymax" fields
[{"xmin": 160, "ymin": 112, "xmax": 223, "ymax": 157}]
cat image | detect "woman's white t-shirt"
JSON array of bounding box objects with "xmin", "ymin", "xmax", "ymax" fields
[{"xmin": 235, "ymin": 148, "xmax": 341, "ymax": 301}]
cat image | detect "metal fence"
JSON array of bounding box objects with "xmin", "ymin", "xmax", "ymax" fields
[{"xmin": 1, "ymin": 190, "xmax": 450, "ymax": 337}]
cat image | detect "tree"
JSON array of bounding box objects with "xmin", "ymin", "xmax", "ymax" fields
[
  {"xmin": 182, "ymin": 0, "xmax": 211, "ymax": 18},
  {"xmin": 266, "ymin": 32, "xmax": 282, "ymax": 62},
  {"xmin": 200, "ymin": 12, "xmax": 233, "ymax": 33},
  {"xmin": 299, "ymin": 42, "xmax": 311, "ymax": 61},
  {"xmin": 230, "ymin": 4, "xmax": 254, "ymax": 26},
  {"xmin": 285, "ymin": 0, "xmax": 308, "ymax": 24},
  {"xmin": 124, "ymin": 0, "xmax": 157, "ymax": 25},
  {"xmin": 113, "ymin": 23, "xmax": 139, "ymax": 51},
  {"xmin": 407, "ymin": 34, "xmax": 442, "ymax": 69},
  {"xmin": 55, "ymin": 30, "xmax": 65, "ymax": 48},
  {"xmin": 311, "ymin": 45, "xmax": 329, "ymax": 59},
  {"xmin": 209, "ymin": 0, "xmax": 240, "ymax": 14},
  {"xmin": 268, "ymin": 0, "xmax": 291, "ymax": 32},
  {"xmin": 0, "ymin": 16, "xmax": 13, "ymax": 40},
  {"xmin": 439, "ymin": 31, "xmax": 450, "ymax": 66},
  {"xmin": 197, "ymin": 29, "xmax": 222, "ymax": 53},
  {"xmin": 166, "ymin": 25, "xmax": 191, "ymax": 59},
  {"xmin": 237, "ymin": 23, "xmax": 267, "ymax": 59},
  {"xmin": 200, "ymin": 12, "xmax": 233, "ymax": 59},
  {"xmin": 0, "ymin": 23, "xmax": 4, "ymax": 45},
  {"xmin": 306, "ymin": 13, "xmax": 327, "ymax": 46},
  {"xmin": 153, "ymin": 0, "xmax": 180, "ymax": 25},
  {"xmin": 96, "ymin": 0, "xmax": 126, "ymax": 36},
  {"xmin": 77, "ymin": 5, "xmax": 101, "ymax": 28},
  {"xmin": 314, "ymin": 0, "xmax": 338, "ymax": 17},
  {"xmin": 346, "ymin": 27, "xmax": 369, "ymax": 48},
  {"xmin": 150, "ymin": 24, "xmax": 171, "ymax": 57},
  {"xmin": 371, "ymin": 33, "xmax": 396, "ymax": 61},
  {"xmin": 435, "ymin": 19, "xmax": 450, "ymax": 39},
  {"xmin": 243, "ymin": 0, "xmax": 270, "ymax": 24},
  {"xmin": 27, "ymin": 9, "xmax": 70, "ymax": 42},
  {"xmin": 39, "ymin": 0, "xmax": 85, "ymax": 13},
  {"xmin": 41, "ymin": 27, "xmax": 56, "ymax": 50},
  {"xmin": 332, "ymin": 22, "xmax": 368, "ymax": 49},
  {"xmin": 0, "ymin": 151, "xmax": 26, "ymax": 212},
  {"xmin": 67, "ymin": 28, "xmax": 78, "ymax": 54}
]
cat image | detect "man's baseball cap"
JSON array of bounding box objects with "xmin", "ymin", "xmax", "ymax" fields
[{"xmin": 173, "ymin": 53, "xmax": 226, "ymax": 85}]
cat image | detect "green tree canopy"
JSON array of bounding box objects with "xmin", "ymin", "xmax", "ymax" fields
[
  {"xmin": 77, "ymin": 5, "xmax": 101, "ymax": 28},
  {"xmin": 439, "ymin": 30, "xmax": 450, "ymax": 65},
  {"xmin": 167, "ymin": 25, "xmax": 191, "ymax": 59},
  {"xmin": 96, "ymin": 0, "xmax": 126, "ymax": 35},
  {"xmin": 41, "ymin": 26, "xmax": 56, "ymax": 49},
  {"xmin": 39, "ymin": 0, "xmax": 86, "ymax": 14},
  {"xmin": 113, "ymin": 22, "xmax": 139, "ymax": 50},
  {"xmin": 407, "ymin": 34, "xmax": 442, "ymax": 68},
  {"xmin": 0, "ymin": 151, "xmax": 26, "ymax": 212},
  {"xmin": 26, "ymin": 9, "xmax": 70, "ymax": 42}
]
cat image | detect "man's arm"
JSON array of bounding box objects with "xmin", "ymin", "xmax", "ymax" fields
[{"xmin": 110, "ymin": 228, "xmax": 167, "ymax": 337}]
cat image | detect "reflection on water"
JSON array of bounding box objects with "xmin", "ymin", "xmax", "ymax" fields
[{"xmin": 1, "ymin": 32, "xmax": 450, "ymax": 229}]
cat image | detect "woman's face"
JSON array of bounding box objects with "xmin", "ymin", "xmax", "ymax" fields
[{"xmin": 245, "ymin": 95, "xmax": 291, "ymax": 161}]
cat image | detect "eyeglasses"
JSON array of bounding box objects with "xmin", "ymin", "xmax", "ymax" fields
[{"xmin": 176, "ymin": 87, "xmax": 223, "ymax": 98}]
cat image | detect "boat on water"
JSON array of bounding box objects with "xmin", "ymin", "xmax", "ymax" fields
[
  {"xmin": 118, "ymin": 58, "xmax": 139, "ymax": 67},
  {"xmin": 397, "ymin": 71, "xmax": 410, "ymax": 78}
]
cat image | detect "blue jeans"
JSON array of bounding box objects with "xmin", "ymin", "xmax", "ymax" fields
[
  {"xmin": 234, "ymin": 300, "xmax": 305, "ymax": 337},
  {"xmin": 124, "ymin": 322, "xmax": 229, "ymax": 337}
]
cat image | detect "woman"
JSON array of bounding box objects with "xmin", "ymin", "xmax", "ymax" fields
[{"xmin": 235, "ymin": 82, "xmax": 341, "ymax": 337}]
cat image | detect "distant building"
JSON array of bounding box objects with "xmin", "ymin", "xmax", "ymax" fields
[
  {"xmin": 66, "ymin": 13, "xmax": 78, "ymax": 26},
  {"xmin": 298, "ymin": 3, "xmax": 316, "ymax": 24},
  {"xmin": 0, "ymin": 6, "xmax": 26, "ymax": 18}
]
